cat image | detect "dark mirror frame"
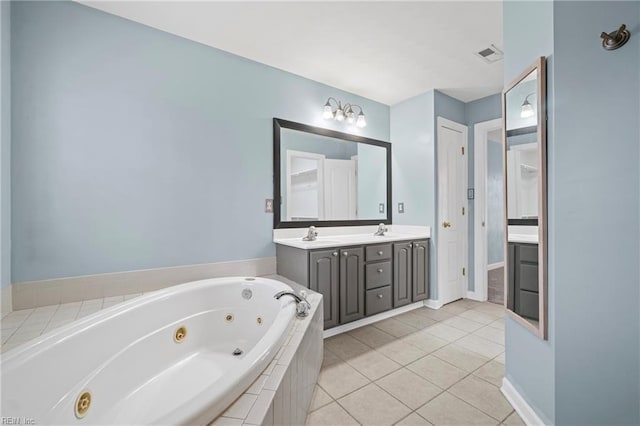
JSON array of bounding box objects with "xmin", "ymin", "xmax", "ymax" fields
[{"xmin": 273, "ymin": 118, "xmax": 392, "ymax": 229}]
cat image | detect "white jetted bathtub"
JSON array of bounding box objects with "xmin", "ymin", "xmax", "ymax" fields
[{"xmin": 1, "ymin": 277, "xmax": 297, "ymax": 425}]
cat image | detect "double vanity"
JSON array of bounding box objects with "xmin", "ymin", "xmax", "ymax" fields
[{"xmin": 274, "ymin": 226, "xmax": 431, "ymax": 330}]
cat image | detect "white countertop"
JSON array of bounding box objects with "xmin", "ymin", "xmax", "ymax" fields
[
  {"xmin": 273, "ymin": 225, "xmax": 431, "ymax": 250},
  {"xmin": 508, "ymin": 225, "xmax": 539, "ymax": 244}
]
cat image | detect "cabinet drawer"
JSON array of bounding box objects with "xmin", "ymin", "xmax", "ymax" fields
[
  {"xmin": 365, "ymin": 244, "xmax": 392, "ymax": 261},
  {"xmin": 366, "ymin": 261, "xmax": 392, "ymax": 289},
  {"xmin": 519, "ymin": 263, "xmax": 539, "ymax": 292},
  {"xmin": 519, "ymin": 244, "xmax": 538, "ymax": 263},
  {"xmin": 366, "ymin": 286, "xmax": 392, "ymax": 316},
  {"xmin": 518, "ymin": 290, "xmax": 539, "ymax": 320}
]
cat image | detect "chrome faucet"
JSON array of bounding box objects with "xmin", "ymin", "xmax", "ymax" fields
[
  {"xmin": 302, "ymin": 226, "xmax": 318, "ymax": 241},
  {"xmin": 275, "ymin": 290, "xmax": 311, "ymax": 318},
  {"xmin": 374, "ymin": 223, "xmax": 388, "ymax": 236}
]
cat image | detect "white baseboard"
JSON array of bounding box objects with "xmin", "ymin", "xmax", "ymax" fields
[
  {"xmin": 464, "ymin": 290, "xmax": 486, "ymax": 302},
  {"xmin": 12, "ymin": 257, "xmax": 277, "ymax": 310},
  {"xmin": 1, "ymin": 285, "xmax": 12, "ymax": 316},
  {"xmin": 423, "ymin": 298, "xmax": 443, "ymax": 310},
  {"xmin": 501, "ymin": 377, "xmax": 547, "ymax": 426},
  {"xmin": 488, "ymin": 262, "xmax": 505, "ymax": 271},
  {"xmin": 323, "ymin": 301, "xmax": 424, "ymax": 338}
]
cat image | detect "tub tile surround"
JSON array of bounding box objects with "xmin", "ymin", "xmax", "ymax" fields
[
  {"xmin": 8, "ymin": 257, "xmax": 277, "ymax": 311},
  {"xmin": 307, "ymin": 299, "xmax": 524, "ymax": 426}
]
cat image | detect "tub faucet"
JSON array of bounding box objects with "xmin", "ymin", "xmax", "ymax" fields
[
  {"xmin": 374, "ymin": 223, "xmax": 388, "ymax": 236},
  {"xmin": 275, "ymin": 290, "xmax": 311, "ymax": 318},
  {"xmin": 302, "ymin": 226, "xmax": 318, "ymax": 241}
]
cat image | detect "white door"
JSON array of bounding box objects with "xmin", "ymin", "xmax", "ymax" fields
[
  {"xmin": 473, "ymin": 119, "xmax": 502, "ymax": 302},
  {"xmin": 324, "ymin": 159, "xmax": 357, "ymax": 220},
  {"xmin": 437, "ymin": 117, "xmax": 468, "ymax": 305}
]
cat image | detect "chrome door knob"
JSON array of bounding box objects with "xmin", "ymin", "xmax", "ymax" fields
[{"xmin": 443, "ymin": 221, "xmax": 452, "ymax": 228}]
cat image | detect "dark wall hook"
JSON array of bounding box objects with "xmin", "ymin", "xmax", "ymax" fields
[{"xmin": 600, "ymin": 24, "xmax": 631, "ymax": 51}]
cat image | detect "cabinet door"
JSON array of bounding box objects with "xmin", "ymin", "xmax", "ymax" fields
[
  {"xmin": 393, "ymin": 242, "xmax": 413, "ymax": 307},
  {"xmin": 412, "ymin": 240, "xmax": 429, "ymax": 302},
  {"xmin": 339, "ymin": 247, "xmax": 365, "ymax": 324},
  {"xmin": 507, "ymin": 243, "xmax": 516, "ymax": 311},
  {"xmin": 310, "ymin": 249, "xmax": 339, "ymax": 329}
]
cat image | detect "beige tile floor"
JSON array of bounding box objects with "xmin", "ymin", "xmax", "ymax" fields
[
  {"xmin": 307, "ymin": 300, "xmax": 524, "ymax": 426},
  {"xmin": 0, "ymin": 294, "xmax": 143, "ymax": 352}
]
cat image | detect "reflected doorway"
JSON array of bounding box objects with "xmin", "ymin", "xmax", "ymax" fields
[{"xmin": 473, "ymin": 119, "xmax": 504, "ymax": 305}]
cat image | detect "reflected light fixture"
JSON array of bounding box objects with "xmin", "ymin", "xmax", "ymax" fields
[
  {"xmin": 322, "ymin": 97, "xmax": 367, "ymax": 128},
  {"xmin": 520, "ymin": 93, "xmax": 536, "ymax": 118}
]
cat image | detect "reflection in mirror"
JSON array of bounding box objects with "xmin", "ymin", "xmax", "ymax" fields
[
  {"xmin": 274, "ymin": 119, "xmax": 391, "ymax": 228},
  {"xmin": 505, "ymin": 70, "xmax": 539, "ymax": 224},
  {"xmin": 503, "ymin": 57, "xmax": 547, "ymax": 340}
]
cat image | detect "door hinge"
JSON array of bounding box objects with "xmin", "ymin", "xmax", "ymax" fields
[
  {"xmin": 462, "ymin": 207, "xmax": 465, "ymax": 216},
  {"xmin": 461, "ymin": 146, "xmax": 465, "ymax": 155},
  {"xmin": 462, "ymin": 267, "xmax": 466, "ymax": 276}
]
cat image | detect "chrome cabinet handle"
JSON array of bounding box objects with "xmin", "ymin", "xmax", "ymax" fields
[
  {"xmin": 377, "ymin": 268, "xmax": 383, "ymax": 273},
  {"xmin": 408, "ymin": 243, "xmax": 413, "ymax": 248},
  {"xmin": 342, "ymin": 252, "xmax": 348, "ymax": 256},
  {"xmin": 377, "ymin": 250, "xmax": 384, "ymax": 256},
  {"xmin": 332, "ymin": 252, "xmax": 338, "ymax": 257},
  {"xmin": 415, "ymin": 244, "xmax": 420, "ymax": 248},
  {"xmin": 377, "ymin": 294, "xmax": 383, "ymax": 299}
]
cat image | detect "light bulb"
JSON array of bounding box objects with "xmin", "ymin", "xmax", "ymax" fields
[
  {"xmin": 346, "ymin": 111, "xmax": 355, "ymax": 124},
  {"xmin": 520, "ymin": 100, "xmax": 534, "ymax": 118},
  {"xmin": 335, "ymin": 108, "xmax": 345, "ymax": 121},
  {"xmin": 322, "ymin": 103, "xmax": 333, "ymax": 120},
  {"xmin": 356, "ymin": 112, "xmax": 367, "ymax": 128}
]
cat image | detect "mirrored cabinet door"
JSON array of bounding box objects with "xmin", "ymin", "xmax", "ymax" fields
[{"xmin": 502, "ymin": 57, "xmax": 548, "ymax": 340}]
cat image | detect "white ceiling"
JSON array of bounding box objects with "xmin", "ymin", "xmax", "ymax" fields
[{"xmin": 80, "ymin": 1, "xmax": 503, "ymax": 105}]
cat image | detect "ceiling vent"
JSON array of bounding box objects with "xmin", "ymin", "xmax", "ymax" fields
[{"xmin": 474, "ymin": 44, "xmax": 503, "ymax": 64}]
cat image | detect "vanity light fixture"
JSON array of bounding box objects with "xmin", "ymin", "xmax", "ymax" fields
[
  {"xmin": 322, "ymin": 97, "xmax": 367, "ymax": 128},
  {"xmin": 520, "ymin": 93, "xmax": 536, "ymax": 118}
]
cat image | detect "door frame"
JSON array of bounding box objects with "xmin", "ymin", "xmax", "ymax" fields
[
  {"xmin": 473, "ymin": 118, "xmax": 502, "ymax": 302},
  {"xmin": 436, "ymin": 117, "xmax": 469, "ymax": 305}
]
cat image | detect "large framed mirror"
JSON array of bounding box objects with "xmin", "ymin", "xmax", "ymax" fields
[
  {"xmin": 503, "ymin": 57, "xmax": 548, "ymax": 339},
  {"xmin": 273, "ymin": 118, "xmax": 392, "ymax": 229}
]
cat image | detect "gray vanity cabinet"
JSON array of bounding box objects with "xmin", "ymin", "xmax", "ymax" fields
[
  {"xmin": 309, "ymin": 249, "xmax": 340, "ymax": 329},
  {"xmin": 339, "ymin": 248, "xmax": 365, "ymax": 324},
  {"xmin": 276, "ymin": 237, "xmax": 430, "ymax": 330},
  {"xmin": 508, "ymin": 242, "xmax": 539, "ymax": 321},
  {"xmin": 412, "ymin": 240, "xmax": 429, "ymax": 302},
  {"xmin": 393, "ymin": 242, "xmax": 413, "ymax": 307},
  {"xmin": 393, "ymin": 239, "xmax": 430, "ymax": 307}
]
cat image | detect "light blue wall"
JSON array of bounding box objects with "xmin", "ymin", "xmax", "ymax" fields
[
  {"xmin": 503, "ymin": 1, "xmax": 555, "ymax": 424},
  {"xmin": 0, "ymin": 0, "xmax": 10, "ymax": 290},
  {"xmin": 552, "ymin": 1, "xmax": 639, "ymax": 424},
  {"xmin": 390, "ymin": 91, "xmax": 436, "ymax": 295},
  {"xmin": 505, "ymin": 1, "xmax": 640, "ymax": 425},
  {"xmin": 465, "ymin": 93, "xmax": 502, "ymax": 290},
  {"xmin": 10, "ymin": 1, "xmax": 389, "ymax": 283},
  {"xmin": 486, "ymin": 140, "xmax": 503, "ymax": 265}
]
